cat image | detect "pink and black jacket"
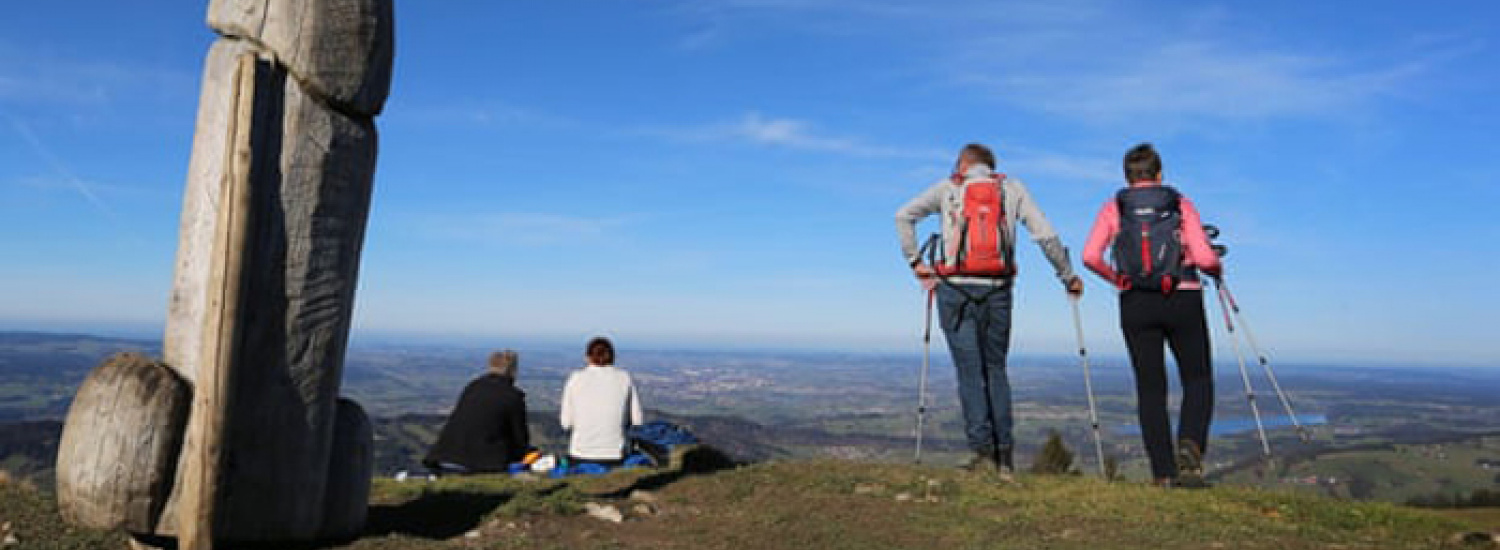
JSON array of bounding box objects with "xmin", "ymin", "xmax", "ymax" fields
[{"xmin": 1082, "ymin": 181, "xmax": 1222, "ymax": 291}]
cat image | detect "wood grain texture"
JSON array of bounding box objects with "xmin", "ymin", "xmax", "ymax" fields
[
  {"xmin": 55, "ymin": 353, "xmax": 190, "ymax": 533},
  {"xmin": 177, "ymin": 50, "xmax": 262, "ymax": 550},
  {"xmin": 204, "ymin": 48, "xmax": 376, "ymax": 542},
  {"xmin": 138, "ymin": 0, "xmax": 390, "ymax": 542},
  {"xmin": 159, "ymin": 42, "xmax": 377, "ymax": 543},
  {"xmin": 164, "ymin": 39, "xmax": 259, "ymax": 387},
  {"xmin": 319, "ymin": 398, "xmax": 373, "ymax": 540},
  {"xmin": 208, "ymin": 0, "xmax": 394, "ymax": 117}
]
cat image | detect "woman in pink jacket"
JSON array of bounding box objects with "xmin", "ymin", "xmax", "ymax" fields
[{"xmin": 1083, "ymin": 143, "xmax": 1222, "ymax": 487}]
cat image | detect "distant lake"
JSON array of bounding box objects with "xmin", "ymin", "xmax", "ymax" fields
[{"xmin": 1112, "ymin": 414, "xmax": 1328, "ymax": 437}]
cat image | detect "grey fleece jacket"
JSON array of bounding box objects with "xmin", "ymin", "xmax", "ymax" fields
[{"xmin": 895, "ymin": 164, "xmax": 1077, "ymax": 287}]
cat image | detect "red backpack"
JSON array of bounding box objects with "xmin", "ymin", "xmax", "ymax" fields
[{"xmin": 936, "ymin": 175, "xmax": 1014, "ymax": 278}]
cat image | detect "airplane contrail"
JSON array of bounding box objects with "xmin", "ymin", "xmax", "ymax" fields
[
  {"xmin": 2, "ymin": 111, "xmax": 151, "ymax": 248},
  {"xmin": 4, "ymin": 114, "xmax": 117, "ymax": 218}
]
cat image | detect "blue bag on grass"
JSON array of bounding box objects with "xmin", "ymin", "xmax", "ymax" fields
[{"xmin": 628, "ymin": 421, "xmax": 699, "ymax": 465}]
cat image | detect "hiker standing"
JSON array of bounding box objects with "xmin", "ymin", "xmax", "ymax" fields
[
  {"xmin": 895, "ymin": 143, "xmax": 1084, "ymax": 475},
  {"xmin": 1082, "ymin": 143, "xmax": 1221, "ymax": 487},
  {"xmin": 424, "ymin": 350, "xmax": 532, "ymax": 474},
  {"xmin": 560, "ymin": 337, "xmax": 645, "ymax": 467}
]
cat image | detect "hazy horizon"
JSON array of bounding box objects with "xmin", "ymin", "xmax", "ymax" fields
[{"xmin": 0, "ymin": 322, "xmax": 1493, "ymax": 371}]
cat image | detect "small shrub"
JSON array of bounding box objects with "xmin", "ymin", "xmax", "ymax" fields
[{"xmin": 1030, "ymin": 430, "xmax": 1075, "ymax": 475}]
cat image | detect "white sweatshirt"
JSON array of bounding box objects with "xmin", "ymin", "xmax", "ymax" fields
[{"xmin": 559, "ymin": 364, "xmax": 644, "ymax": 460}]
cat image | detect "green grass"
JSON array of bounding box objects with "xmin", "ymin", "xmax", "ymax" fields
[
  {"xmin": 1218, "ymin": 437, "xmax": 1500, "ymax": 503},
  {"xmin": 345, "ymin": 455, "xmax": 1486, "ymax": 550},
  {"xmin": 0, "ymin": 478, "xmax": 127, "ymax": 549},
  {"xmin": 4, "ymin": 454, "xmax": 1492, "ymax": 550}
]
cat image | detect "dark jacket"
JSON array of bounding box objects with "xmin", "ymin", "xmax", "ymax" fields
[{"xmin": 423, "ymin": 374, "xmax": 529, "ymax": 472}]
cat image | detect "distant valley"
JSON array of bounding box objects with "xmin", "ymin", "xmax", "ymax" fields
[{"xmin": 2, "ymin": 330, "xmax": 1498, "ymax": 506}]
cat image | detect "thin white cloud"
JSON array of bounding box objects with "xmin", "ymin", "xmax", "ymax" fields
[
  {"xmin": 0, "ymin": 42, "xmax": 195, "ymax": 106},
  {"xmin": 387, "ymin": 98, "xmax": 572, "ymax": 129},
  {"xmin": 5, "ymin": 114, "xmax": 115, "ymax": 218},
  {"xmin": 2, "ymin": 113, "xmax": 153, "ymax": 247},
  {"xmin": 410, "ymin": 212, "xmax": 642, "ymax": 247},
  {"xmin": 675, "ymin": 26, "xmax": 726, "ymax": 51},
  {"xmin": 13, "ymin": 174, "xmax": 161, "ymax": 198},
  {"xmin": 669, "ymin": 0, "xmax": 1473, "ymax": 127},
  {"xmin": 996, "ymin": 145, "xmax": 1116, "ymax": 185},
  {"xmin": 958, "ymin": 39, "xmax": 1439, "ymax": 124},
  {"xmin": 643, "ymin": 112, "xmax": 947, "ymax": 160}
]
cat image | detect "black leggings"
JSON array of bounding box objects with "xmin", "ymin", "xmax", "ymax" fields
[{"xmin": 1120, "ymin": 289, "xmax": 1214, "ymax": 479}]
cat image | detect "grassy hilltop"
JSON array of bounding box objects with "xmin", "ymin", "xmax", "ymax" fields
[{"xmin": 4, "ymin": 451, "xmax": 1496, "ymax": 550}]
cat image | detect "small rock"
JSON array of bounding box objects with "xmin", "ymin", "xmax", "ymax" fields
[
  {"xmin": 1451, "ymin": 531, "xmax": 1495, "ymax": 545},
  {"xmin": 629, "ymin": 489, "xmax": 659, "ymax": 503},
  {"xmin": 3, "ymin": 533, "xmax": 19, "ymax": 546},
  {"xmin": 854, "ymin": 483, "xmax": 884, "ymax": 495},
  {"xmin": 463, "ymin": 529, "xmax": 481, "ymax": 539},
  {"xmin": 632, "ymin": 502, "xmax": 659, "ymax": 517},
  {"xmin": 585, "ymin": 502, "xmax": 625, "ymax": 523},
  {"xmin": 894, "ymin": 492, "xmax": 913, "ymax": 502},
  {"xmin": 512, "ymin": 472, "xmax": 541, "ymax": 483},
  {"xmin": 927, "ymin": 479, "xmax": 942, "ymax": 488}
]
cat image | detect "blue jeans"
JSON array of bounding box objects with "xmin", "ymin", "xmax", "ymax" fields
[{"xmin": 936, "ymin": 282, "xmax": 1014, "ymax": 454}]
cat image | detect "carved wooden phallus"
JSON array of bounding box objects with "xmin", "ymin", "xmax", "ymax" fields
[{"xmin": 56, "ymin": 0, "xmax": 393, "ymax": 546}]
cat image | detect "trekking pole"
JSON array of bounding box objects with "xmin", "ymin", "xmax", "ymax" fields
[
  {"xmin": 1213, "ymin": 278, "xmax": 1272, "ymax": 459},
  {"xmin": 914, "ymin": 288, "xmax": 935, "ymax": 463},
  {"xmin": 1219, "ymin": 282, "xmax": 1310, "ymax": 442},
  {"xmin": 1068, "ymin": 294, "xmax": 1108, "ymax": 478}
]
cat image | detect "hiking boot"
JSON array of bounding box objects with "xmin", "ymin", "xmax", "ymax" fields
[
  {"xmin": 1175, "ymin": 439, "xmax": 1210, "ymax": 489},
  {"xmin": 994, "ymin": 464, "xmax": 1016, "ymax": 484},
  {"xmin": 997, "ymin": 447, "xmax": 1014, "ymax": 472},
  {"xmin": 958, "ymin": 452, "xmax": 998, "ymax": 472},
  {"xmin": 995, "ymin": 448, "xmax": 1016, "ymax": 482},
  {"xmin": 958, "ymin": 449, "xmax": 1017, "ymax": 484}
]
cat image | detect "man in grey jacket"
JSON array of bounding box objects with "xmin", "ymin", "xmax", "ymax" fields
[{"xmin": 895, "ymin": 143, "xmax": 1083, "ymax": 477}]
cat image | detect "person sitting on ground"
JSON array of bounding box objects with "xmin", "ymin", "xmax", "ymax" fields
[
  {"xmin": 423, "ymin": 349, "xmax": 531, "ymax": 475},
  {"xmin": 560, "ymin": 336, "xmax": 644, "ymax": 468}
]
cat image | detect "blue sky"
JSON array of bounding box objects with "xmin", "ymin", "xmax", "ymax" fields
[{"xmin": 0, "ymin": 1, "xmax": 1496, "ymax": 364}]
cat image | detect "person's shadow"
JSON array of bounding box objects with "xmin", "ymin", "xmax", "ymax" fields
[
  {"xmin": 362, "ymin": 484, "xmax": 554, "ymax": 539},
  {"xmin": 127, "ymin": 445, "xmax": 741, "ymax": 549},
  {"xmin": 126, "ymin": 486, "xmax": 528, "ymax": 549},
  {"xmin": 591, "ymin": 444, "xmax": 738, "ymax": 499}
]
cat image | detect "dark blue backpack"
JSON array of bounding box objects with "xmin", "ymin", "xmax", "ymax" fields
[
  {"xmin": 1113, "ymin": 186, "xmax": 1195, "ymax": 292},
  {"xmin": 628, "ymin": 421, "xmax": 699, "ymax": 465}
]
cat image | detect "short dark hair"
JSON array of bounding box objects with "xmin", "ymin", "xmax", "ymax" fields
[
  {"xmin": 586, "ymin": 337, "xmax": 615, "ymax": 366},
  {"xmin": 488, "ymin": 349, "xmax": 518, "ymax": 377},
  {"xmin": 960, "ymin": 143, "xmax": 996, "ymax": 169},
  {"xmin": 1124, "ymin": 143, "xmax": 1162, "ymax": 183}
]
